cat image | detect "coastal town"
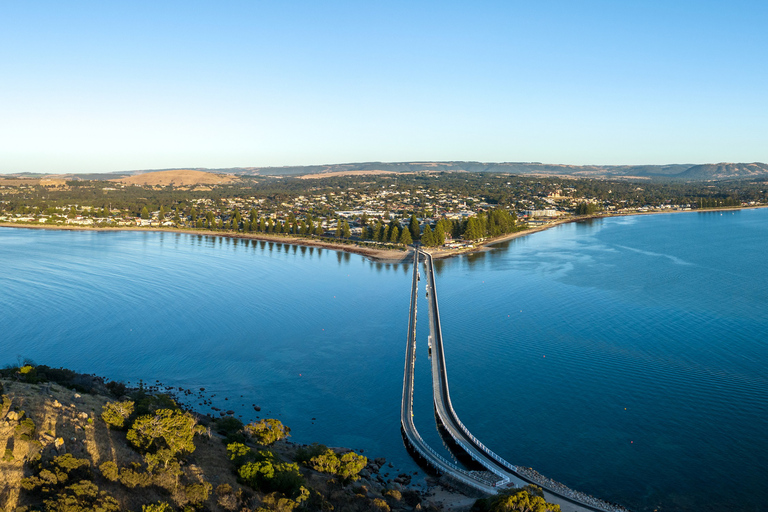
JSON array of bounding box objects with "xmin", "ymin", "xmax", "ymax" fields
[{"xmin": 1, "ymin": 171, "xmax": 763, "ymax": 254}]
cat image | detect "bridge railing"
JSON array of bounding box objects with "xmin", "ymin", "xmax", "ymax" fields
[
  {"xmin": 401, "ymin": 249, "xmax": 501, "ymax": 493},
  {"xmin": 421, "ymin": 249, "xmax": 629, "ymax": 512},
  {"xmin": 401, "ymin": 415, "xmax": 502, "ymax": 490},
  {"xmin": 422, "ymin": 250, "xmax": 519, "ymax": 477},
  {"xmin": 450, "ymin": 415, "xmax": 519, "ymax": 474}
]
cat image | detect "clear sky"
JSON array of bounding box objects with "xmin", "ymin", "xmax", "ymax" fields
[{"xmin": 1, "ymin": 1, "xmax": 766, "ymax": 174}]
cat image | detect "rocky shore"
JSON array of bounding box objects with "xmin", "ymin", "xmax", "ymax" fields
[{"xmin": 0, "ymin": 366, "xmax": 478, "ymax": 511}]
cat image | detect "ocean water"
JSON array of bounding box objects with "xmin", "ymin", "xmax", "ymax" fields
[{"xmin": 2, "ymin": 210, "xmax": 767, "ymax": 511}]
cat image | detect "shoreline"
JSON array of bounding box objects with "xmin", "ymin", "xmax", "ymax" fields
[
  {"xmin": 2, "ymin": 204, "xmax": 765, "ymax": 263},
  {"xmin": 0, "ymin": 223, "xmax": 413, "ymax": 264},
  {"xmin": 424, "ymin": 203, "xmax": 768, "ymax": 259}
]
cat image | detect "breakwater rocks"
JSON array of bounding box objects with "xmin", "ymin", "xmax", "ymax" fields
[{"xmin": 516, "ymin": 467, "xmax": 629, "ymax": 512}]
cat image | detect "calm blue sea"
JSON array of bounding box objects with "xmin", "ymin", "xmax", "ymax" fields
[{"xmin": 2, "ymin": 209, "xmax": 767, "ymax": 512}]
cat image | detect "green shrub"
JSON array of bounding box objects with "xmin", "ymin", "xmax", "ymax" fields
[
  {"xmin": 257, "ymin": 488, "xmax": 309, "ymax": 512},
  {"xmin": 227, "ymin": 442, "xmax": 253, "ymax": 465},
  {"xmin": 14, "ymin": 417, "xmax": 36, "ymax": 441},
  {"xmin": 106, "ymin": 380, "xmax": 128, "ymax": 397},
  {"xmin": 134, "ymin": 393, "xmax": 179, "ymax": 416},
  {"xmin": 472, "ymin": 485, "xmax": 561, "ymax": 512},
  {"xmin": 338, "ymin": 452, "xmax": 367, "ymax": 480},
  {"xmin": 118, "ymin": 463, "xmax": 152, "ymax": 488},
  {"xmin": 42, "ymin": 480, "xmax": 121, "ymax": 511},
  {"xmin": 305, "ymin": 448, "xmax": 367, "ymax": 481},
  {"xmin": 238, "ymin": 458, "xmax": 305, "ymax": 497},
  {"xmin": 215, "ymin": 416, "xmax": 243, "ymax": 435},
  {"xmin": 127, "ymin": 408, "xmax": 205, "ymax": 456},
  {"xmin": 143, "ymin": 503, "xmax": 174, "ymax": 512},
  {"xmin": 373, "ymin": 498, "xmax": 391, "ymax": 511},
  {"xmin": 101, "ymin": 400, "xmax": 134, "ymax": 429},
  {"xmin": 19, "ymin": 454, "xmax": 91, "ymax": 492},
  {"xmin": 308, "ymin": 449, "xmax": 341, "ymax": 474},
  {"xmin": 385, "ymin": 489, "xmax": 402, "ymax": 501},
  {"xmin": 99, "ymin": 461, "xmax": 119, "ymax": 481},
  {"xmin": 54, "ymin": 453, "xmax": 91, "ymax": 476},
  {"xmin": 244, "ymin": 419, "xmax": 290, "ymax": 446},
  {"xmin": 294, "ymin": 443, "xmax": 328, "ymax": 463},
  {"xmin": 0, "ymin": 395, "xmax": 10, "ymax": 418},
  {"xmin": 184, "ymin": 481, "xmax": 213, "ymax": 505}
]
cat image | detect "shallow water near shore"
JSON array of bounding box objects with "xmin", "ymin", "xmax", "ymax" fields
[{"xmin": 2, "ymin": 209, "xmax": 768, "ymax": 512}]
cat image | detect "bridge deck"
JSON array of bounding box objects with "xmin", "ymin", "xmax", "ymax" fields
[
  {"xmin": 420, "ymin": 249, "xmax": 628, "ymax": 512},
  {"xmin": 400, "ymin": 249, "xmax": 500, "ymax": 494}
]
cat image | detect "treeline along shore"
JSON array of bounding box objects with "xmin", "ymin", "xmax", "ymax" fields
[
  {"xmin": 3, "ymin": 203, "xmax": 766, "ymax": 264},
  {"xmin": 3, "ymin": 169, "xmax": 767, "ymax": 264}
]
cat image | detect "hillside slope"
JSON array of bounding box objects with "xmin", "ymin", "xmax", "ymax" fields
[
  {"xmin": 115, "ymin": 170, "xmax": 237, "ymax": 187},
  {"xmin": 675, "ymin": 162, "xmax": 768, "ymax": 180}
]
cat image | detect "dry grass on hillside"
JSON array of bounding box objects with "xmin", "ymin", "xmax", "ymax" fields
[
  {"xmin": 0, "ymin": 379, "xmax": 244, "ymax": 511},
  {"xmin": 0, "ymin": 380, "xmax": 116, "ymax": 509},
  {"xmin": 0, "ymin": 179, "xmax": 40, "ymax": 187},
  {"xmin": 115, "ymin": 170, "xmax": 238, "ymax": 187},
  {"xmin": 298, "ymin": 170, "xmax": 399, "ymax": 179}
]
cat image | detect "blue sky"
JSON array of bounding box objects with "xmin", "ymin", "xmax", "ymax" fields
[{"xmin": 1, "ymin": 1, "xmax": 766, "ymax": 173}]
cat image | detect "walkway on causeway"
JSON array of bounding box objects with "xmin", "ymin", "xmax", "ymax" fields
[
  {"xmin": 400, "ymin": 249, "xmax": 500, "ymax": 494},
  {"xmin": 401, "ymin": 248, "xmax": 629, "ymax": 512}
]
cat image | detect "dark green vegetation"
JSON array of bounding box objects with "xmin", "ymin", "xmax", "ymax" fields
[
  {"xmin": 471, "ymin": 485, "xmax": 561, "ymax": 512},
  {"xmin": 574, "ymin": 202, "xmax": 600, "ymax": 215},
  {"xmin": 0, "ymin": 364, "xmax": 441, "ymax": 511},
  {"xmin": 0, "ymin": 362, "xmax": 125, "ymax": 396}
]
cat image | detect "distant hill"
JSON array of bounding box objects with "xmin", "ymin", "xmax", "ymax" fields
[
  {"xmin": 675, "ymin": 162, "xmax": 768, "ymax": 180},
  {"xmin": 7, "ymin": 161, "xmax": 768, "ymax": 182},
  {"xmin": 228, "ymin": 161, "xmax": 696, "ymax": 177},
  {"xmin": 114, "ymin": 169, "xmax": 237, "ymax": 187},
  {"xmin": 239, "ymin": 161, "xmax": 768, "ymax": 180}
]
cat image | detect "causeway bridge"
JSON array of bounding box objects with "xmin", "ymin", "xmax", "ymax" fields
[{"xmin": 401, "ymin": 249, "xmax": 628, "ymax": 512}]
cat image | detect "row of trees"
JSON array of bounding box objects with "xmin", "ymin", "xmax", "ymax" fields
[
  {"xmin": 357, "ymin": 209, "xmax": 519, "ymax": 246},
  {"xmin": 190, "ymin": 207, "xmax": 520, "ymax": 246},
  {"xmin": 696, "ymin": 197, "xmax": 741, "ymax": 208},
  {"xmin": 575, "ymin": 202, "xmax": 600, "ymax": 215},
  {"xmin": 359, "ymin": 218, "xmax": 413, "ymax": 245}
]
